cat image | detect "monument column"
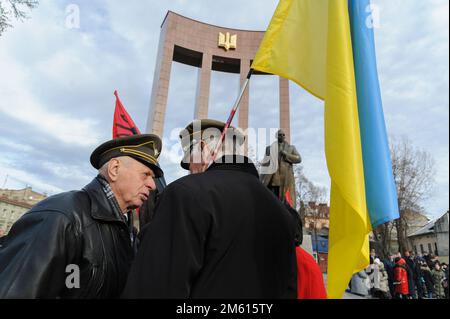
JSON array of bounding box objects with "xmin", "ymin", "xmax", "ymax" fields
[
  {"xmin": 146, "ymin": 21, "xmax": 174, "ymax": 137},
  {"xmin": 194, "ymin": 52, "xmax": 212, "ymax": 119},
  {"xmin": 238, "ymin": 59, "xmax": 250, "ymax": 130},
  {"xmin": 279, "ymin": 76, "xmax": 291, "ymax": 143}
]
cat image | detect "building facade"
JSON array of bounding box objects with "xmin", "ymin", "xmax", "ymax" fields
[
  {"xmin": 434, "ymin": 211, "xmax": 449, "ymax": 257},
  {"xmin": 0, "ymin": 187, "xmax": 46, "ymax": 235},
  {"xmin": 300, "ymin": 201, "xmax": 330, "ymax": 272},
  {"xmin": 407, "ymin": 211, "xmax": 449, "ymax": 260},
  {"xmin": 380, "ymin": 209, "xmax": 430, "ymax": 254},
  {"xmin": 408, "ymin": 222, "xmax": 438, "ymax": 256},
  {"xmin": 0, "ymin": 187, "xmax": 46, "ymax": 206},
  {"xmin": 300, "ymin": 201, "xmax": 330, "ymax": 235}
]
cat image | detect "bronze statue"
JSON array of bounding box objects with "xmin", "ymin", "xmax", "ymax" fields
[{"xmin": 260, "ymin": 129, "xmax": 302, "ymax": 209}]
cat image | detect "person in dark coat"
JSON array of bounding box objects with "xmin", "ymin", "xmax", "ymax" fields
[
  {"xmin": 442, "ymin": 263, "xmax": 449, "ymax": 299},
  {"xmin": 138, "ymin": 175, "xmax": 166, "ymax": 229},
  {"xmin": 122, "ymin": 119, "xmax": 297, "ymax": 298},
  {"xmin": 0, "ymin": 134, "xmax": 163, "ymax": 298},
  {"xmin": 403, "ymin": 250, "xmax": 417, "ymax": 298},
  {"xmin": 383, "ymin": 255, "xmax": 396, "ymax": 298},
  {"xmin": 420, "ymin": 260, "xmax": 434, "ymax": 298},
  {"xmin": 414, "ymin": 256, "xmax": 425, "ymax": 298}
]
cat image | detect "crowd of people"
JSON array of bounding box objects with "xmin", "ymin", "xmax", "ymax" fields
[{"xmin": 350, "ymin": 249, "xmax": 449, "ymax": 299}]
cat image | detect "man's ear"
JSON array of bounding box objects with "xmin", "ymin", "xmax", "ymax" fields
[
  {"xmin": 107, "ymin": 158, "xmax": 121, "ymax": 182},
  {"xmin": 200, "ymin": 140, "xmax": 210, "ymax": 155},
  {"xmin": 200, "ymin": 140, "xmax": 207, "ymax": 151}
]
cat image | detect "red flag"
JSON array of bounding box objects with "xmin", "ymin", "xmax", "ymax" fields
[
  {"xmin": 112, "ymin": 90, "xmax": 142, "ymax": 216},
  {"xmin": 285, "ymin": 190, "xmax": 293, "ymax": 207},
  {"xmin": 113, "ymin": 90, "xmax": 141, "ymax": 139}
]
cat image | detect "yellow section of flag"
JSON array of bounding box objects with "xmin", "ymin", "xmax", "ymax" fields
[
  {"xmin": 252, "ymin": 0, "xmax": 328, "ymax": 99},
  {"xmin": 252, "ymin": 0, "xmax": 371, "ymax": 298}
]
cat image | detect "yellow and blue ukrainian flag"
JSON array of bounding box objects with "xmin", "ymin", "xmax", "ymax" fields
[
  {"xmin": 251, "ymin": 0, "xmax": 399, "ymax": 298},
  {"xmin": 349, "ymin": 0, "xmax": 399, "ymax": 228}
]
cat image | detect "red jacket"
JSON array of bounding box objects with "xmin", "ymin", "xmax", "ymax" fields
[
  {"xmin": 296, "ymin": 247, "xmax": 327, "ymax": 299},
  {"xmin": 394, "ymin": 258, "xmax": 409, "ymax": 295}
]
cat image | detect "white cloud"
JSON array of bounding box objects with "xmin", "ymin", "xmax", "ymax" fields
[
  {"xmin": 0, "ymin": 69, "xmax": 101, "ymax": 146},
  {"xmin": 0, "ymin": 161, "xmax": 64, "ymax": 195},
  {"xmin": 0, "ymin": 138, "xmax": 34, "ymax": 153}
]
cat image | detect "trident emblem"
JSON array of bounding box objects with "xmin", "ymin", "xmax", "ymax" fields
[{"xmin": 218, "ymin": 32, "xmax": 237, "ymax": 51}]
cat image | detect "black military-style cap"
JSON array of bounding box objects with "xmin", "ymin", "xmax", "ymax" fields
[
  {"xmin": 179, "ymin": 119, "xmax": 245, "ymax": 170},
  {"xmin": 90, "ymin": 134, "xmax": 163, "ymax": 177}
]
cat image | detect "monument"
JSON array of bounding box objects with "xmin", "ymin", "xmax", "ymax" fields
[
  {"xmin": 146, "ymin": 11, "xmax": 293, "ymax": 142},
  {"xmin": 145, "ymin": 11, "xmax": 311, "ymax": 250},
  {"xmin": 260, "ymin": 129, "xmax": 302, "ymax": 209}
]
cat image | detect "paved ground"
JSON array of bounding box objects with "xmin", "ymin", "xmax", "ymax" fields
[
  {"xmin": 323, "ymin": 274, "xmax": 372, "ymax": 299},
  {"xmin": 343, "ymin": 291, "xmax": 368, "ymax": 299}
]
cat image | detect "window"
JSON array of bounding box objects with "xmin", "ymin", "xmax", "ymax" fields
[
  {"xmin": 428, "ymin": 243, "xmax": 432, "ymax": 254},
  {"xmin": 435, "ymin": 243, "xmax": 438, "ymax": 256},
  {"xmin": 413, "ymin": 245, "xmax": 417, "ymax": 255},
  {"xmin": 420, "ymin": 244, "xmax": 424, "ymax": 254}
]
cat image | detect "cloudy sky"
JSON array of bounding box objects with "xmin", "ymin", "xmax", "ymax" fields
[{"xmin": 0, "ymin": 0, "xmax": 448, "ymax": 219}]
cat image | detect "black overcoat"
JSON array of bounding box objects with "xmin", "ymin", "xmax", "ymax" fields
[{"xmin": 122, "ymin": 157, "xmax": 297, "ymax": 298}]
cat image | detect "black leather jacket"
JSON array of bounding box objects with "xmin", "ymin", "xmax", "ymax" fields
[{"xmin": 0, "ymin": 178, "xmax": 134, "ymax": 298}]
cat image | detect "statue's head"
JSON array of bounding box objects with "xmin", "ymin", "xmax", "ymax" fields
[{"xmin": 276, "ymin": 129, "xmax": 286, "ymax": 143}]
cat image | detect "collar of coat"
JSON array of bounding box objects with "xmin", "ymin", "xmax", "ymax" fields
[
  {"xmin": 207, "ymin": 155, "xmax": 259, "ymax": 179},
  {"xmin": 82, "ymin": 177, "xmax": 128, "ymax": 224}
]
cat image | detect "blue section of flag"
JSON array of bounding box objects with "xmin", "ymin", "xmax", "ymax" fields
[{"xmin": 349, "ymin": 0, "xmax": 399, "ymax": 228}]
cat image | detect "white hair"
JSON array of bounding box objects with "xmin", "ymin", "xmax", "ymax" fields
[
  {"xmin": 98, "ymin": 156, "xmax": 133, "ymax": 180},
  {"xmin": 98, "ymin": 162, "xmax": 109, "ymax": 179},
  {"xmin": 201, "ymin": 127, "xmax": 245, "ymax": 157}
]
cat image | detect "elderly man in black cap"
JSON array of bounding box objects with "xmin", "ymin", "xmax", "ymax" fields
[
  {"xmin": 0, "ymin": 134, "xmax": 163, "ymax": 298},
  {"xmin": 122, "ymin": 119, "xmax": 297, "ymax": 298}
]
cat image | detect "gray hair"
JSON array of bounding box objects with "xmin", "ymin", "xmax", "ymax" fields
[
  {"xmin": 98, "ymin": 156, "xmax": 133, "ymax": 179},
  {"xmin": 201, "ymin": 127, "xmax": 246, "ymax": 157}
]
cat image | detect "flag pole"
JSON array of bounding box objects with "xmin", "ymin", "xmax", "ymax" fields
[{"xmin": 208, "ymin": 69, "xmax": 254, "ymax": 166}]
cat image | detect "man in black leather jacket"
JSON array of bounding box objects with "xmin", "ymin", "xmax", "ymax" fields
[{"xmin": 0, "ymin": 134, "xmax": 163, "ymax": 298}]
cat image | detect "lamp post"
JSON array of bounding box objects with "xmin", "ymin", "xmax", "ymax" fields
[{"xmin": 313, "ymin": 204, "xmax": 320, "ymax": 264}]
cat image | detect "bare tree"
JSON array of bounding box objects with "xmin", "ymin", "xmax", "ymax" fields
[
  {"xmin": 380, "ymin": 136, "xmax": 436, "ymax": 255},
  {"xmin": 295, "ymin": 166, "xmax": 328, "ymax": 226},
  {"xmin": 295, "ymin": 166, "xmax": 328, "ymax": 204},
  {"xmin": 0, "ymin": 0, "xmax": 38, "ymax": 36},
  {"xmin": 372, "ymin": 221, "xmax": 396, "ymax": 259}
]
